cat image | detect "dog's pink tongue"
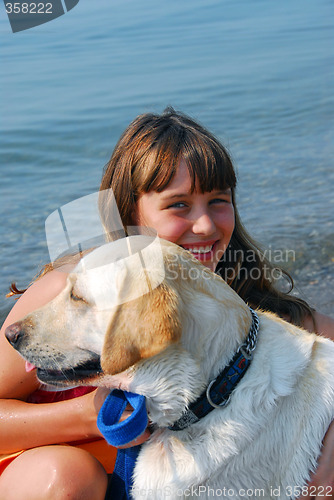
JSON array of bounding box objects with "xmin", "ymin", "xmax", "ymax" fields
[{"xmin": 25, "ymin": 361, "xmax": 36, "ymax": 372}]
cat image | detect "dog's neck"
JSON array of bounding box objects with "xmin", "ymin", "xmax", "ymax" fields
[
  {"xmin": 126, "ymin": 287, "xmax": 254, "ymax": 428},
  {"xmin": 168, "ymin": 307, "xmax": 259, "ymax": 431},
  {"xmin": 179, "ymin": 277, "xmax": 253, "ymax": 382}
]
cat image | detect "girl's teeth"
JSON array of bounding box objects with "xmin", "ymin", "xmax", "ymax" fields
[{"xmin": 188, "ymin": 245, "xmax": 213, "ymax": 254}]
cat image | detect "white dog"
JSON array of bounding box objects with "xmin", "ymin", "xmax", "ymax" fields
[{"xmin": 6, "ymin": 236, "xmax": 334, "ymax": 499}]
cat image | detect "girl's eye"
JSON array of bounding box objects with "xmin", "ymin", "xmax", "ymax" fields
[
  {"xmin": 168, "ymin": 202, "xmax": 187, "ymax": 209},
  {"xmin": 210, "ymin": 197, "xmax": 231, "ymax": 205}
]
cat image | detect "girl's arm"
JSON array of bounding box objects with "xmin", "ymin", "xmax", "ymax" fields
[
  {"xmin": 303, "ymin": 423, "xmax": 334, "ymax": 500},
  {"xmin": 0, "ymin": 389, "xmax": 101, "ymax": 454}
]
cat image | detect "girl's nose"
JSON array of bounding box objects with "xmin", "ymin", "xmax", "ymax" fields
[{"xmin": 192, "ymin": 213, "xmax": 216, "ymax": 235}]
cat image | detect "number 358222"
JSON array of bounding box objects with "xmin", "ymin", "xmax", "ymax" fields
[{"xmin": 5, "ymin": 3, "xmax": 53, "ymax": 14}]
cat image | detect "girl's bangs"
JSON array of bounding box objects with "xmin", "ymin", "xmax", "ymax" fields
[
  {"xmin": 183, "ymin": 134, "xmax": 237, "ymax": 193},
  {"xmin": 136, "ymin": 121, "xmax": 236, "ymax": 195}
]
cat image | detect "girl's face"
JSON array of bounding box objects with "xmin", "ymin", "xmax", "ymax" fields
[{"xmin": 135, "ymin": 160, "xmax": 235, "ymax": 271}]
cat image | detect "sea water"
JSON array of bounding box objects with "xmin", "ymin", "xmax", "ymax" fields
[{"xmin": 0, "ymin": 0, "xmax": 333, "ymax": 324}]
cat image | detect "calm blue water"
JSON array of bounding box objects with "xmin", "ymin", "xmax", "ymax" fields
[{"xmin": 0, "ymin": 0, "xmax": 333, "ymax": 324}]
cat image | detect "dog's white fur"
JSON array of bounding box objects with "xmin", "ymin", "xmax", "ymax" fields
[{"xmin": 9, "ymin": 236, "xmax": 334, "ymax": 499}]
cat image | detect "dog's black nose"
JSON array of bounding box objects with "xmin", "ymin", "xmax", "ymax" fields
[{"xmin": 5, "ymin": 323, "xmax": 23, "ymax": 347}]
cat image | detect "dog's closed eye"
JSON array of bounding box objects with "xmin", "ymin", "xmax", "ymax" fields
[{"xmin": 70, "ymin": 287, "xmax": 87, "ymax": 304}]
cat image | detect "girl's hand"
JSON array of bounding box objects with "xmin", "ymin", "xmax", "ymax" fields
[
  {"xmin": 299, "ymin": 421, "xmax": 334, "ymax": 499},
  {"xmin": 93, "ymin": 387, "xmax": 151, "ymax": 448}
]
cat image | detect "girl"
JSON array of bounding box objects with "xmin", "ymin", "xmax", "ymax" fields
[{"xmin": 0, "ymin": 108, "xmax": 333, "ymax": 499}]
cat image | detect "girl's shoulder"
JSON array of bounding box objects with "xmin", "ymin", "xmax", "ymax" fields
[
  {"xmin": 9, "ymin": 268, "xmax": 69, "ymax": 318},
  {"xmin": 303, "ymin": 311, "xmax": 334, "ymax": 341}
]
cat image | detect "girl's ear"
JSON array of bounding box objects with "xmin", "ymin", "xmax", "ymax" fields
[{"xmin": 101, "ymin": 283, "xmax": 181, "ymax": 375}]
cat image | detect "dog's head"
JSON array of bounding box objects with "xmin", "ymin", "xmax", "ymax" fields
[{"xmin": 5, "ymin": 236, "xmax": 185, "ymax": 386}]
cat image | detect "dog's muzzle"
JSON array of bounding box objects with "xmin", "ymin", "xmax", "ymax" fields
[{"xmin": 5, "ymin": 321, "xmax": 103, "ymax": 384}]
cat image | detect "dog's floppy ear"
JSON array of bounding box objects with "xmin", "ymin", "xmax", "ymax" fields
[{"xmin": 101, "ymin": 283, "xmax": 181, "ymax": 375}]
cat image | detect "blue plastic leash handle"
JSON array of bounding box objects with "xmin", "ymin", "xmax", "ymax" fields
[
  {"xmin": 97, "ymin": 389, "xmax": 148, "ymax": 447},
  {"xmin": 97, "ymin": 390, "xmax": 148, "ymax": 500}
]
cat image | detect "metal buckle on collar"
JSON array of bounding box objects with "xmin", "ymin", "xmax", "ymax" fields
[
  {"xmin": 206, "ymin": 379, "xmax": 232, "ymax": 409},
  {"xmin": 238, "ymin": 344, "xmax": 253, "ymax": 360}
]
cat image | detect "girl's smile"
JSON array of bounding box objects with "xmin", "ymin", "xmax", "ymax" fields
[
  {"xmin": 180, "ymin": 240, "xmax": 220, "ymax": 263},
  {"xmin": 135, "ymin": 160, "xmax": 235, "ymax": 271}
]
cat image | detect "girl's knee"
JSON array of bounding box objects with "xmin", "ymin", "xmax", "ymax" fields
[
  {"xmin": 45, "ymin": 446, "xmax": 108, "ymax": 500},
  {"xmin": 0, "ymin": 445, "xmax": 108, "ymax": 500}
]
